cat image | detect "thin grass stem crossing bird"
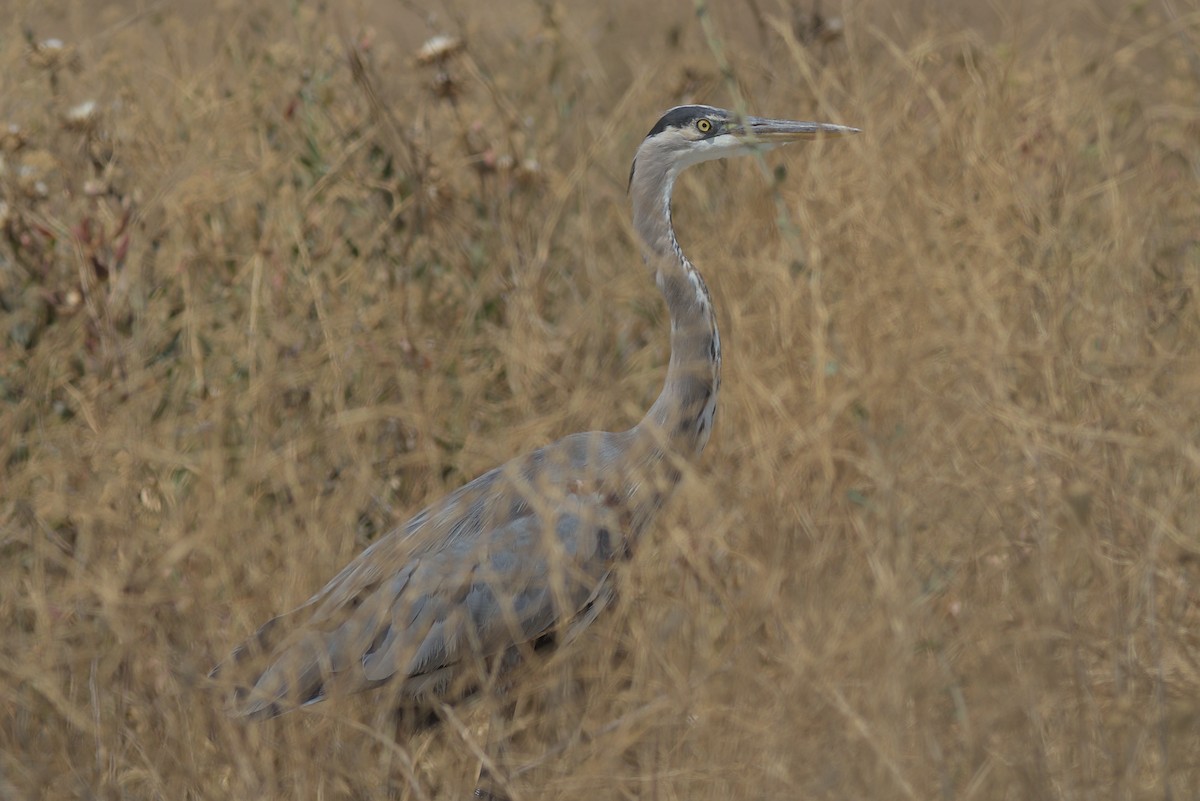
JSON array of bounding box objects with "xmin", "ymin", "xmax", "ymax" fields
[{"xmin": 213, "ymin": 104, "xmax": 857, "ymax": 791}]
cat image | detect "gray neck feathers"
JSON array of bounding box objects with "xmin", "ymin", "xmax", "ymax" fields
[{"xmin": 628, "ymin": 143, "xmax": 722, "ymax": 459}]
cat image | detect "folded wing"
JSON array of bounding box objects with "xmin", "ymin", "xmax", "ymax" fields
[{"xmin": 215, "ymin": 460, "xmax": 627, "ymax": 720}]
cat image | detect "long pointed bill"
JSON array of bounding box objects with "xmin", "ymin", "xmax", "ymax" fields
[{"xmin": 734, "ymin": 117, "xmax": 860, "ymax": 144}]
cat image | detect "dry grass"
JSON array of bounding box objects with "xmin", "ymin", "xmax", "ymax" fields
[{"xmin": 3, "ymin": 0, "xmax": 1199, "ymax": 798}]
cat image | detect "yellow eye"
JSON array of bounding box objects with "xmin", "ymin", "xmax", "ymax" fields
[{"xmin": 696, "ymin": 119, "xmax": 713, "ymax": 133}]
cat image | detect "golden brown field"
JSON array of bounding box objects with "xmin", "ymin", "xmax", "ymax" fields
[{"xmin": 3, "ymin": 0, "xmax": 1199, "ymax": 798}]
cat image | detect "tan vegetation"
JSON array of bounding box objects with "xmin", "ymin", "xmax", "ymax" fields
[{"xmin": 2, "ymin": 0, "xmax": 1199, "ymax": 798}]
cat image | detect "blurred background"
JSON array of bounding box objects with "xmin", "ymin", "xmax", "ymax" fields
[{"xmin": 2, "ymin": 0, "xmax": 1198, "ymax": 798}]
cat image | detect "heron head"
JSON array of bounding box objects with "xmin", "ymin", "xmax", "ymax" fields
[{"xmin": 630, "ymin": 104, "xmax": 859, "ymax": 188}]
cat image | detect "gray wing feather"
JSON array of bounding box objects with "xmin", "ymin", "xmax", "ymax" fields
[
  {"xmin": 361, "ymin": 503, "xmax": 617, "ymax": 683},
  {"xmin": 219, "ymin": 435, "xmax": 633, "ymax": 719}
]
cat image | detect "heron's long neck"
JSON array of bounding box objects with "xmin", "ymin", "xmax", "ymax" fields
[{"xmin": 629, "ymin": 160, "xmax": 722, "ymax": 459}]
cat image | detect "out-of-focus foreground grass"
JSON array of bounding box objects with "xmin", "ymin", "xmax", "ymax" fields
[{"xmin": 2, "ymin": 0, "xmax": 1198, "ymax": 798}]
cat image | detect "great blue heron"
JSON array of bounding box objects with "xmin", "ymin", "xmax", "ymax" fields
[{"xmin": 213, "ymin": 103, "xmax": 857, "ymax": 790}]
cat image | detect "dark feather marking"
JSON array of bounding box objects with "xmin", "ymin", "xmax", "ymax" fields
[
  {"xmin": 645, "ymin": 105, "xmax": 726, "ymax": 138},
  {"xmin": 597, "ymin": 528, "xmax": 612, "ymax": 559}
]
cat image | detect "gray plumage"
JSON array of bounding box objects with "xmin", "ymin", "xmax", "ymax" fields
[{"xmin": 213, "ymin": 105, "xmax": 858, "ymax": 720}]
